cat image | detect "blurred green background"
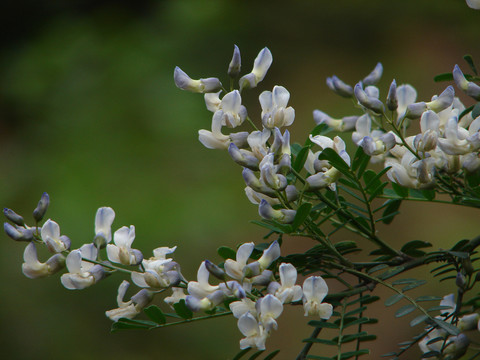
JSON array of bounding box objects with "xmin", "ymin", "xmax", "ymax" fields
[{"xmin": 1, "ymin": 0, "xmax": 479, "ymax": 359}]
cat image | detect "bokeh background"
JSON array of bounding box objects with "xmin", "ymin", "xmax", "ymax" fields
[{"xmin": 1, "ymin": 0, "xmax": 479, "ymax": 359}]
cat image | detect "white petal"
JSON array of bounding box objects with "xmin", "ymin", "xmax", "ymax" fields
[
  {"xmin": 236, "ymin": 242, "xmax": 255, "ymax": 264},
  {"xmin": 238, "ymin": 312, "xmax": 259, "ymax": 337},
  {"xmin": 66, "ymin": 250, "xmax": 83, "ymax": 273},
  {"xmin": 222, "ymin": 90, "xmax": 241, "ymax": 113},
  {"xmin": 106, "ymin": 244, "xmax": 121, "ymax": 263},
  {"xmin": 41, "ymin": 219, "xmax": 60, "ymax": 240},
  {"xmin": 272, "ymin": 86, "xmax": 290, "ymax": 108},
  {"xmin": 279, "ymin": 263, "xmax": 297, "ymax": 287},
  {"xmin": 260, "ymin": 294, "xmax": 283, "ymax": 319},
  {"xmin": 303, "ymin": 276, "xmax": 328, "ymax": 302}
]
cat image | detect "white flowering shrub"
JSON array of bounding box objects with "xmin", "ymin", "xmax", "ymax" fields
[{"xmin": 4, "ymin": 4, "xmax": 480, "ymax": 359}]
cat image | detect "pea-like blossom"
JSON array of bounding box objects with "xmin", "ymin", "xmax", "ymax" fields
[
  {"xmin": 267, "ymin": 263, "xmax": 303, "ymax": 303},
  {"xmin": 302, "ymin": 276, "xmax": 333, "ymax": 319},
  {"xmin": 237, "ymin": 312, "xmax": 268, "ymax": 350},
  {"xmin": 94, "ymin": 207, "xmax": 115, "ymax": 247},
  {"xmin": 131, "ymin": 246, "xmax": 181, "ymax": 290},
  {"xmin": 106, "ymin": 225, "xmax": 143, "ymax": 266},
  {"xmin": 41, "ymin": 219, "xmax": 71, "ymax": 253},
  {"xmin": 239, "ymin": 47, "xmax": 273, "ymax": 90},
  {"xmin": 22, "ymin": 242, "xmax": 65, "ymax": 279},
  {"xmin": 105, "ymin": 280, "xmax": 153, "ymax": 322},
  {"xmin": 61, "ymin": 244, "xmax": 105, "ymax": 290},
  {"xmin": 259, "ymin": 86, "xmax": 295, "ymax": 129},
  {"xmin": 313, "ymin": 109, "xmax": 358, "ymax": 132},
  {"xmin": 257, "ymin": 294, "xmax": 283, "ymax": 331}
]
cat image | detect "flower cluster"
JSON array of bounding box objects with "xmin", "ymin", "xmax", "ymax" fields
[{"xmin": 4, "ymin": 192, "xmax": 333, "ymax": 351}]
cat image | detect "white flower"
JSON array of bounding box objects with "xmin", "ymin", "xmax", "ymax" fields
[
  {"xmin": 238, "ymin": 312, "xmax": 268, "ymax": 350},
  {"xmin": 352, "ymin": 114, "xmax": 396, "ymax": 157},
  {"xmin": 259, "ymin": 86, "xmax": 295, "ymax": 129},
  {"xmin": 230, "ymin": 298, "xmax": 257, "ymax": 319},
  {"xmin": 239, "ymin": 48, "xmax": 273, "ymax": 90},
  {"xmin": 225, "ymin": 242, "xmax": 255, "ymax": 281},
  {"xmin": 61, "ymin": 244, "xmax": 104, "ymax": 290},
  {"xmin": 22, "ymin": 242, "xmax": 65, "ymax": 279},
  {"xmin": 396, "ymin": 84, "xmax": 417, "ymax": 121},
  {"xmin": 106, "ymin": 225, "xmax": 143, "ymax": 266},
  {"xmin": 268, "ymin": 263, "xmax": 303, "ymax": 303},
  {"xmin": 187, "ymin": 261, "xmax": 220, "ymax": 299},
  {"xmin": 257, "ymin": 294, "xmax": 283, "ymax": 331},
  {"xmin": 302, "ymin": 276, "xmax": 333, "ymax": 319},
  {"xmin": 94, "ymin": 207, "xmax": 115, "ymax": 246},
  {"xmin": 164, "ymin": 287, "xmax": 187, "ymax": 308},
  {"xmin": 41, "ymin": 219, "xmax": 71, "ymax": 253},
  {"xmin": 306, "ymin": 135, "xmax": 351, "ymax": 190},
  {"xmin": 131, "ymin": 246, "xmax": 180, "ymax": 289},
  {"xmin": 198, "ymin": 110, "xmax": 250, "ymax": 150},
  {"xmin": 105, "ymin": 281, "xmax": 153, "ymax": 322}
]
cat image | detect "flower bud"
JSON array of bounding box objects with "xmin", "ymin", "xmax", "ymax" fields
[
  {"xmin": 354, "ymin": 83, "xmax": 384, "ymax": 114},
  {"xmin": 239, "ymin": 47, "xmax": 273, "ymax": 90},
  {"xmin": 205, "ymin": 260, "xmax": 226, "ymax": 281},
  {"xmin": 174, "ymin": 67, "xmax": 222, "ymax": 93},
  {"xmin": 4, "ymin": 222, "xmax": 33, "ymax": 241},
  {"xmin": 45, "ymin": 253, "xmax": 66, "ymax": 273},
  {"xmin": 33, "ymin": 192, "xmax": 49, "ymax": 222},
  {"xmin": 4, "ymin": 208, "xmax": 25, "ymax": 226},
  {"xmin": 228, "ymin": 143, "xmax": 259, "ymax": 170},
  {"xmin": 228, "ymin": 45, "xmax": 241, "ymax": 78},
  {"xmin": 362, "ymin": 62, "xmax": 383, "ymax": 86},
  {"xmin": 326, "ymin": 75, "xmax": 353, "ymax": 98},
  {"xmin": 386, "ymin": 79, "xmax": 398, "ymax": 111},
  {"xmin": 405, "ymin": 102, "xmax": 427, "ymax": 119},
  {"xmin": 258, "ymin": 240, "xmax": 281, "ymax": 270},
  {"xmin": 131, "ymin": 289, "xmax": 154, "ymax": 308}
]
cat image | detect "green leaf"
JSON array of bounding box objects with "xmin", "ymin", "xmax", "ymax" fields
[
  {"xmin": 173, "ymin": 299, "xmax": 193, "ymax": 319},
  {"xmin": 415, "ymin": 295, "xmax": 442, "ymax": 302},
  {"xmin": 352, "ymin": 146, "xmax": 371, "ymax": 177},
  {"xmin": 378, "ymin": 265, "xmax": 405, "ymax": 280},
  {"xmin": 250, "ymin": 220, "xmax": 293, "ymax": 234},
  {"xmin": 308, "ymin": 320, "xmax": 339, "ymax": 329},
  {"xmin": 385, "ymin": 293, "xmax": 404, "ymax": 307},
  {"xmin": 339, "ymin": 350, "xmax": 370, "ymax": 359},
  {"xmin": 391, "ymin": 183, "xmax": 408, "ymax": 198},
  {"xmin": 217, "ymin": 246, "xmax": 237, "ymax": 260},
  {"xmin": 317, "ymin": 148, "xmax": 353, "ymax": 178},
  {"xmin": 293, "ymin": 145, "xmax": 311, "ymax": 172},
  {"xmin": 381, "ymin": 199, "xmax": 402, "ymax": 224},
  {"xmin": 367, "ymin": 264, "xmax": 388, "ymax": 274},
  {"xmin": 248, "ymin": 350, "xmax": 265, "ymax": 360},
  {"xmin": 401, "ymin": 280, "xmax": 427, "ymax": 292},
  {"xmin": 432, "ymin": 318, "xmax": 460, "ymax": 335},
  {"xmin": 263, "ymin": 350, "xmax": 281, "ymax": 360},
  {"xmin": 410, "ymin": 314, "xmax": 429, "ymax": 327},
  {"xmin": 111, "ymin": 318, "xmax": 157, "ymax": 332},
  {"xmin": 464, "ymin": 54, "xmax": 478, "ymax": 75},
  {"xmin": 473, "ymin": 102, "xmax": 480, "ymax": 119},
  {"xmin": 291, "ymin": 203, "xmax": 313, "ymax": 231},
  {"xmin": 401, "ymin": 240, "xmax": 432, "ymax": 257},
  {"xmin": 143, "ymin": 305, "xmax": 166, "ymax": 324},
  {"xmin": 303, "ymin": 338, "xmax": 337, "ymax": 345},
  {"xmin": 308, "ymin": 123, "xmax": 330, "ymax": 139},
  {"xmin": 433, "ymin": 73, "xmax": 453, "ymax": 82},
  {"xmin": 305, "ymin": 356, "xmax": 333, "ymax": 360},
  {"xmin": 459, "ymin": 105, "xmax": 475, "ymax": 120},
  {"xmin": 233, "ymin": 348, "xmax": 251, "ymax": 360},
  {"xmin": 395, "ymin": 304, "xmax": 416, "ymax": 317},
  {"xmin": 341, "ymin": 317, "xmax": 378, "ymax": 328}
]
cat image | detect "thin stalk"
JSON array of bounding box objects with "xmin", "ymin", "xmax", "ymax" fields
[{"xmin": 153, "ymin": 311, "xmax": 232, "ymax": 329}]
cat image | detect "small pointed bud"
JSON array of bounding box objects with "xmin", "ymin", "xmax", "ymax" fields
[
  {"xmin": 354, "ymin": 83, "xmax": 384, "ymax": 114},
  {"xmin": 4, "ymin": 222, "xmax": 33, "ymax": 241},
  {"xmin": 228, "ymin": 143, "xmax": 259, "ymax": 170},
  {"xmin": 228, "ymin": 45, "xmax": 241, "ymax": 78},
  {"xmin": 33, "ymin": 192, "xmax": 49, "ymax": 222},
  {"xmin": 4, "ymin": 208, "xmax": 25, "ymax": 226},
  {"xmin": 362, "ymin": 62, "xmax": 383, "ymax": 86},
  {"xmin": 327, "ymin": 75, "xmax": 353, "ymax": 98},
  {"xmin": 386, "ymin": 79, "xmax": 398, "ymax": 111},
  {"xmin": 205, "ymin": 260, "xmax": 226, "ymax": 281},
  {"xmin": 258, "ymin": 240, "xmax": 281, "ymax": 270}
]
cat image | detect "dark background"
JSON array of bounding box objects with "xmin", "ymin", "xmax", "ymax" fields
[{"xmin": 1, "ymin": 1, "xmax": 479, "ymax": 359}]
